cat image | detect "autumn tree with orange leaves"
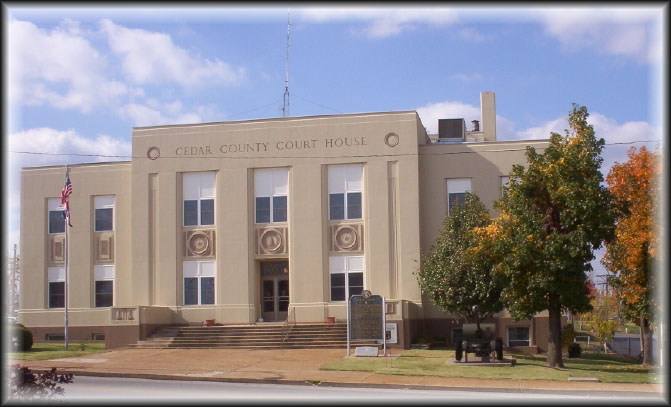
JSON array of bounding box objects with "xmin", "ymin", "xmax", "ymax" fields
[{"xmin": 602, "ymin": 146, "xmax": 660, "ymax": 366}]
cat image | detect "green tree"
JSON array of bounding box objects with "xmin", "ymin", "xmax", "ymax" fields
[
  {"xmin": 417, "ymin": 193, "xmax": 506, "ymax": 321},
  {"xmin": 492, "ymin": 104, "xmax": 615, "ymax": 368}
]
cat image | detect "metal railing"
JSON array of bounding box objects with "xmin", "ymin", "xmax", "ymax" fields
[{"xmin": 281, "ymin": 307, "xmax": 296, "ymax": 348}]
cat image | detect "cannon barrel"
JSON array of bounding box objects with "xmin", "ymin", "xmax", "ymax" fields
[{"xmin": 462, "ymin": 322, "xmax": 496, "ymax": 343}]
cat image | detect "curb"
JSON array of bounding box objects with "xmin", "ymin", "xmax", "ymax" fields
[{"xmin": 21, "ymin": 368, "xmax": 663, "ymax": 397}]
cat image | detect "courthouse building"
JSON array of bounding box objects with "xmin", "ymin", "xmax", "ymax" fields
[{"xmin": 19, "ymin": 92, "xmax": 554, "ymax": 350}]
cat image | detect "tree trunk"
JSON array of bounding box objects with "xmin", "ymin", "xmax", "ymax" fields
[
  {"xmin": 640, "ymin": 315, "xmax": 653, "ymax": 366},
  {"xmin": 546, "ymin": 295, "xmax": 565, "ymax": 368}
]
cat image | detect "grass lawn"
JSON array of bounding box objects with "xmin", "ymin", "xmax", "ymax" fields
[
  {"xmin": 320, "ymin": 349, "xmax": 661, "ymax": 384},
  {"xmin": 7, "ymin": 343, "xmax": 108, "ymax": 361}
]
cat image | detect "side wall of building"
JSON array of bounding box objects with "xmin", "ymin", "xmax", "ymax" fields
[{"xmin": 19, "ymin": 162, "xmax": 132, "ymax": 340}]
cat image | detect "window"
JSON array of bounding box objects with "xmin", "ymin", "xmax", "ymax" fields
[
  {"xmin": 446, "ymin": 178, "xmax": 471, "ymax": 215},
  {"xmin": 94, "ymin": 195, "xmax": 115, "ymax": 231},
  {"xmin": 183, "ymin": 172, "xmax": 216, "ymax": 226},
  {"xmin": 500, "ymin": 176, "xmax": 510, "ymax": 199},
  {"xmin": 507, "ymin": 326, "xmax": 530, "ymax": 347},
  {"xmin": 94, "ymin": 265, "xmax": 114, "ymax": 307},
  {"xmin": 254, "ymin": 168, "xmax": 289, "ymax": 224},
  {"xmin": 48, "ymin": 267, "xmax": 65, "ymax": 308},
  {"xmin": 329, "ymin": 255, "xmax": 364, "ymax": 301},
  {"xmin": 92, "ymin": 333, "xmax": 105, "ymax": 341},
  {"xmin": 45, "ymin": 334, "xmax": 65, "ymax": 341},
  {"xmin": 183, "ymin": 261, "xmax": 215, "ymax": 305},
  {"xmin": 48, "ymin": 198, "xmax": 65, "ymax": 234},
  {"xmin": 328, "ymin": 164, "xmax": 363, "ymax": 220}
]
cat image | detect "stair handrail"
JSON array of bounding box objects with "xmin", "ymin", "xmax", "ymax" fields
[{"xmin": 281, "ymin": 307, "xmax": 296, "ymax": 348}]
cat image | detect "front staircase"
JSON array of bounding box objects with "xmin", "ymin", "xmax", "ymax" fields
[{"xmin": 129, "ymin": 323, "xmax": 382, "ymax": 349}]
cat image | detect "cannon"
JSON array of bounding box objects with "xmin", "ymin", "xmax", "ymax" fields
[{"xmin": 455, "ymin": 306, "xmax": 503, "ymax": 362}]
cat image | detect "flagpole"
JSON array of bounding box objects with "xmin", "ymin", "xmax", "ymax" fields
[{"xmin": 64, "ymin": 165, "xmax": 69, "ymax": 350}]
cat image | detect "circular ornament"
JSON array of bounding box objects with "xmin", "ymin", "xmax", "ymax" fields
[
  {"xmin": 147, "ymin": 146, "xmax": 161, "ymax": 160},
  {"xmin": 384, "ymin": 132, "xmax": 400, "ymax": 147}
]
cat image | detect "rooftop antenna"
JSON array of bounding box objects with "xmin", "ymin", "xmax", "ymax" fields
[{"xmin": 282, "ymin": 10, "xmax": 291, "ymax": 118}]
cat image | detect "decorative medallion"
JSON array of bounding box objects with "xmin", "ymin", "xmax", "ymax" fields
[
  {"xmin": 330, "ymin": 223, "xmax": 364, "ymax": 253},
  {"xmin": 335, "ymin": 225, "xmax": 358, "ymax": 250},
  {"xmin": 384, "ymin": 132, "xmax": 399, "ymax": 147},
  {"xmin": 189, "ymin": 232, "xmax": 210, "ymax": 255},
  {"xmin": 184, "ymin": 230, "xmax": 215, "ymax": 257},
  {"xmin": 146, "ymin": 146, "xmax": 160, "ymax": 160},
  {"xmin": 260, "ymin": 229, "xmax": 283, "ymax": 253}
]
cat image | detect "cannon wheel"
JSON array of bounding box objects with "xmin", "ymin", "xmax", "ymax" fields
[
  {"xmin": 495, "ymin": 337, "xmax": 503, "ymax": 361},
  {"xmin": 455, "ymin": 340, "xmax": 463, "ymax": 361}
]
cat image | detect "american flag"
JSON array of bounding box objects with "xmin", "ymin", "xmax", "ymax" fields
[{"xmin": 61, "ymin": 172, "xmax": 73, "ymax": 227}]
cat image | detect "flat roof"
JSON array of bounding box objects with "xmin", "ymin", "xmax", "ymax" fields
[{"xmin": 133, "ymin": 110, "xmax": 419, "ymax": 131}]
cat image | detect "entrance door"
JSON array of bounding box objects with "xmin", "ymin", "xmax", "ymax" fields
[{"xmin": 261, "ymin": 261, "xmax": 289, "ymax": 322}]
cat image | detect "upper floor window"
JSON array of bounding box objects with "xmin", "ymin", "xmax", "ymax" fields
[
  {"xmin": 183, "ymin": 172, "xmax": 215, "ymax": 226},
  {"xmin": 500, "ymin": 176, "xmax": 510, "ymax": 199},
  {"xmin": 328, "ymin": 164, "xmax": 363, "ymax": 220},
  {"xmin": 48, "ymin": 198, "xmax": 65, "ymax": 234},
  {"xmin": 94, "ymin": 195, "xmax": 115, "ymax": 232},
  {"xmin": 254, "ymin": 168, "xmax": 289, "ymax": 224},
  {"xmin": 446, "ymin": 178, "xmax": 471, "ymax": 215}
]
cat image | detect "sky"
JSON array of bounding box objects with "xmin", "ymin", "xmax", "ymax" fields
[{"xmin": 4, "ymin": 5, "xmax": 667, "ymax": 285}]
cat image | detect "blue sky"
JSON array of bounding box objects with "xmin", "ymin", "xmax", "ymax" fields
[{"xmin": 4, "ymin": 5, "xmax": 666, "ymax": 283}]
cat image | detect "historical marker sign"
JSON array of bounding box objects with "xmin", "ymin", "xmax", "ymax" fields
[{"xmin": 349, "ymin": 294, "xmax": 384, "ymax": 340}]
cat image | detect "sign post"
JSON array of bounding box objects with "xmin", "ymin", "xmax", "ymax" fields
[{"xmin": 347, "ymin": 290, "xmax": 385, "ymax": 357}]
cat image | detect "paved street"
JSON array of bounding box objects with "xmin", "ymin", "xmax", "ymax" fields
[{"xmin": 11, "ymin": 376, "xmax": 663, "ymax": 404}]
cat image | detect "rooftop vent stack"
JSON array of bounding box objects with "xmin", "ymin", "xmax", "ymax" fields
[
  {"xmin": 480, "ymin": 92, "xmax": 496, "ymax": 141},
  {"xmin": 471, "ymin": 120, "xmax": 480, "ymax": 132},
  {"xmin": 438, "ymin": 118, "xmax": 466, "ymax": 141}
]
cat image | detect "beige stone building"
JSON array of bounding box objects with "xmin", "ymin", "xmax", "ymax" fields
[{"xmin": 19, "ymin": 92, "xmax": 553, "ymax": 350}]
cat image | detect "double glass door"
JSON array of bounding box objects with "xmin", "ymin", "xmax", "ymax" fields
[{"xmin": 261, "ymin": 261, "xmax": 289, "ymax": 322}]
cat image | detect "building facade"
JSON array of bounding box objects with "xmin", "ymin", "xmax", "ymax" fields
[{"xmin": 19, "ymin": 92, "xmax": 553, "ymax": 350}]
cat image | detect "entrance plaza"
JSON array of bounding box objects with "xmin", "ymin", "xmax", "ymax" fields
[{"xmin": 19, "ymin": 92, "xmax": 554, "ymax": 350}]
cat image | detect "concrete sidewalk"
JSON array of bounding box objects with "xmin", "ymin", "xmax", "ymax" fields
[{"xmin": 8, "ymin": 348, "xmax": 663, "ymax": 395}]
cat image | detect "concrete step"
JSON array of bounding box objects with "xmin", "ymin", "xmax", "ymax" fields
[{"xmin": 136, "ymin": 323, "xmax": 361, "ymax": 350}]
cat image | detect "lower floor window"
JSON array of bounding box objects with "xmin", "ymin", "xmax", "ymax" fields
[
  {"xmin": 95, "ymin": 281, "xmax": 114, "ymax": 307},
  {"xmin": 94, "ymin": 265, "xmax": 115, "ymax": 308},
  {"xmin": 184, "ymin": 261, "xmax": 215, "ymax": 305},
  {"xmin": 329, "ymin": 255, "xmax": 364, "ymax": 301},
  {"xmin": 508, "ymin": 326, "xmax": 530, "ymax": 347},
  {"xmin": 184, "ymin": 277, "xmax": 215, "ymax": 305},
  {"xmin": 48, "ymin": 282, "xmax": 65, "ymax": 308}
]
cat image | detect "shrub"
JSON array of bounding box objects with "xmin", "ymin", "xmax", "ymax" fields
[
  {"xmin": 561, "ymin": 324, "xmax": 576, "ymax": 349},
  {"xmin": 568, "ymin": 343, "xmax": 582, "ymax": 358},
  {"xmin": 9, "ymin": 324, "xmax": 34, "ymax": 352},
  {"xmin": 9, "ymin": 365, "xmax": 73, "ymax": 400}
]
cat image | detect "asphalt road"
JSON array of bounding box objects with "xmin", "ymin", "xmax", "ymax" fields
[{"xmin": 11, "ymin": 376, "xmax": 665, "ymax": 404}]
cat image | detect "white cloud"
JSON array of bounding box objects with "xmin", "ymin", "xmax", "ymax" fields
[
  {"xmin": 298, "ymin": 8, "xmax": 458, "ymax": 38},
  {"xmin": 417, "ymin": 99, "xmax": 660, "ymax": 176},
  {"xmin": 99, "ymin": 19, "xmax": 245, "ymax": 87},
  {"xmin": 6, "ymin": 127, "xmax": 132, "ymax": 254},
  {"xmin": 532, "ymin": 8, "xmax": 662, "ymax": 64},
  {"xmin": 449, "ymin": 72, "xmax": 482, "ymax": 82},
  {"xmin": 511, "ymin": 111, "xmax": 660, "ymax": 175},
  {"xmin": 8, "ymin": 19, "xmax": 132, "ymax": 112},
  {"xmin": 457, "ymin": 27, "xmax": 488, "ymax": 42},
  {"xmin": 116, "ymin": 102, "xmax": 204, "ymax": 127}
]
